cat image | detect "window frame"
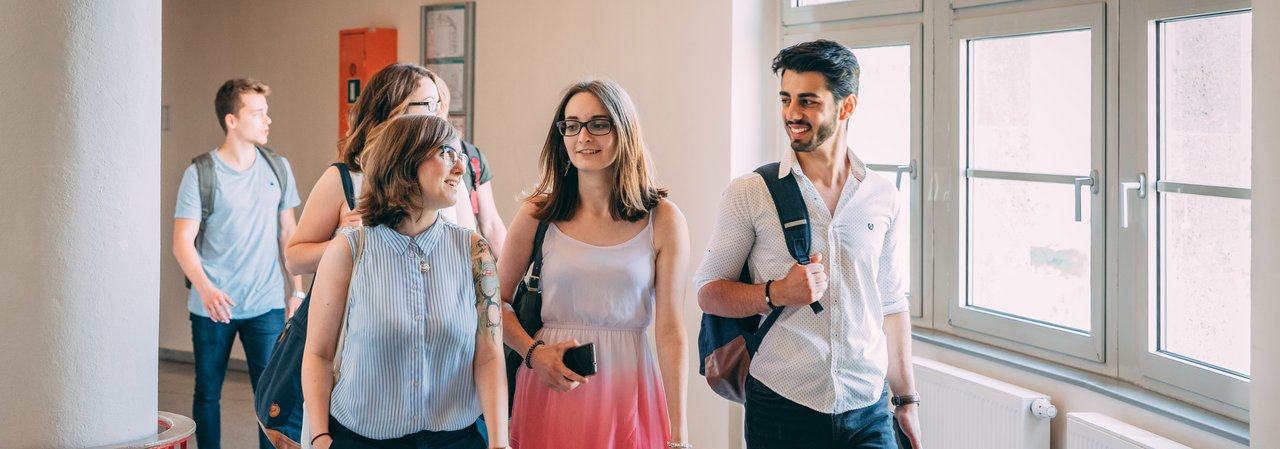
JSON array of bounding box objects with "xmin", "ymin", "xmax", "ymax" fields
[
  {"xmin": 941, "ymin": 3, "xmax": 1112, "ymax": 371},
  {"xmin": 782, "ymin": 0, "xmax": 922, "ymax": 27},
  {"xmin": 1116, "ymin": 0, "xmax": 1252, "ymax": 420},
  {"xmin": 782, "ymin": 23, "xmax": 928, "ymax": 323}
]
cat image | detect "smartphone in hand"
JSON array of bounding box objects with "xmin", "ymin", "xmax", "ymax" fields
[{"xmin": 562, "ymin": 342, "xmax": 597, "ymax": 377}]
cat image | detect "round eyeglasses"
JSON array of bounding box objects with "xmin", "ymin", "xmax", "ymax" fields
[
  {"xmin": 555, "ymin": 118, "xmax": 613, "ymax": 137},
  {"xmin": 408, "ymin": 98, "xmax": 441, "ymax": 114},
  {"xmin": 437, "ymin": 145, "xmax": 469, "ymax": 168}
]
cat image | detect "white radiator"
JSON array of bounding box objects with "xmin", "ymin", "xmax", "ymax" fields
[
  {"xmin": 914, "ymin": 357, "xmax": 1056, "ymax": 449},
  {"xmin": 1065, "ymin": 413, "xmax": 1191, "ymax": 449}
]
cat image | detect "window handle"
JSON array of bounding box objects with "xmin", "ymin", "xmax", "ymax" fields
[
  {"xmin": 1119, "ymin": 173, "xmax": 1147, "ymax": 229},
  {"xmin": 1073, "ymin": 170, "xmax": 1099, "ymax": 222},
  {"xmin": 893, "ymin": 160, "xmax": 917, "ymax": 190}
]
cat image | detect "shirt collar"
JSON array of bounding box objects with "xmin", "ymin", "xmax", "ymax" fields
[
  {"xmin": 379, "ymin": 213, "xmax": 446, "ymax": 256},
  {"xmin": 778, "ymin": 146, "xmax": 868, "ymax": 181}
]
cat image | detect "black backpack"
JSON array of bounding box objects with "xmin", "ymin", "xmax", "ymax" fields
[
  {"xmin": 185, "ymin": 146, "xmax": 290, "ymax": 288},
  {"xmin": 697, "ymin": 162, "xmax": 823, "ymax": 403},
  {"xmin": 255, "ymin": 163, "xmax": 356, "ymax": 449}
]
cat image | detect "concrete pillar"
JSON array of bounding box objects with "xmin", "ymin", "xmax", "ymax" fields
[
  {"xmin": 0, "ymin": 0, "xmax": 161, "ymax": 447},
  {"xmin": 1252, "ymin": 1, "xmax": 1279, "ymax": 447}
]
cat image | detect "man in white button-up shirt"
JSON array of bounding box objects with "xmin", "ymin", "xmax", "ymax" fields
[{"xmin": 695, "ymin": 40, "xmax": 923, "ymax": 448}]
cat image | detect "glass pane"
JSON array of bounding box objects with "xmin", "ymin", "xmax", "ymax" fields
[
  {"xmin": 1160, "ymin": 193, "xmax": 1251, "ymax": 376},
  {"xmin": 848, "ymin": 45, "xmax": 912, "ymax": 165},
  {"xmin": 969, "ymin": 30, "xmax": 1092, "ymax": 175},
  {"xmin": 969, "ymin": 178, "xmax": 1092, "ymax": 332},
  {"xmin": 1160, "ymin": 12, "xmax": 1252, "ymax": 188}
]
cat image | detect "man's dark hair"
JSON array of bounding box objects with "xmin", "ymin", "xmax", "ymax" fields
[{"xmin": 772, "ymin": 39, "xmax": 861, "ymax": 100}]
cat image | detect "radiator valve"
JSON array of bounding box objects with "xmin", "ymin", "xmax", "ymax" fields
[{"xmin": 1031, "ymin": 398, "xmax": 1058, "ymax": 419}]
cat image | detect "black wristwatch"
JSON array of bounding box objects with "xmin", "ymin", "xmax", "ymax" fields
[
  {"xmin": 764, "ymin": 280, "xmax": 781, "ymax": 310},
  {"xmin": 891, "ymin": 394, "xmax": 921, "ymax": 407}
]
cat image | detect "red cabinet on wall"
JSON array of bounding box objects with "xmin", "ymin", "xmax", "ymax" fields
[{"xmin": 339, "ymin": 27, "xmax": 397, "ymax": 138}]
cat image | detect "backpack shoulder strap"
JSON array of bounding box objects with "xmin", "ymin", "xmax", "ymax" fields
[
  {"xmin": 191, "ymin": 152, "xmax": 217, "ymax": 251},
  {"xmin": 754, "ymin": 162, "xmax": 824, "ymax": 314},
  {"xmin": 334, "ymin": 226, "xmax": 365, "ymax": 381},
  {"xmin": 754, "ymin": 163, "xmax": 811, "ymax": 265},
  {"xmin": 461, "ymin": 141, "xmax": 482, "ymax": 190},
  {"xmin": 526, "ymin": 221, "xmax": 551, "ymax": 292},
  {"xmin": 461, "ymin": 141, "xmax": 483, "ymax": 216},
  {"xmin": 333, "ymin": 162, "xmax": 356, "ymax": 210},
  {"xmin": 256, "ymin": 146, "xmax": 289, "ymax": 208}
]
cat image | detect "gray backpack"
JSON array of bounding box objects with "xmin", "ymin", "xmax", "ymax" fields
[{"xmin": 185, "ymin": 146, "xmax": 289, "ymax": 288}]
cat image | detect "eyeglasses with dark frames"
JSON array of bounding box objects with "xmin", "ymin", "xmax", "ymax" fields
[
  {"xmin": 555, "ymin": 118, "xmax": 613, "ymax": 137},
  {"xmin": 408, "ymin": 98, "xmax": 441, "ymax": 113}
]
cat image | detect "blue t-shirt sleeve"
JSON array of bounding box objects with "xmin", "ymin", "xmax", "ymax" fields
[
  {"xmin": 175, "ymin": 164, "xmax": 202, "ymax": 220},
  {"xmin": 281, "ymin": 157, "xmax": 302, "ymax": 210}
]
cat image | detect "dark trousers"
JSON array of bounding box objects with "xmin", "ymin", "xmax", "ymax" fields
[
  {"xmin": 190, "ymin": 309, "xmax": 285, "ymax": 449},
  {"xmin": 329, "ymin": 416, "xmax": 485, "ymax": 449},
  {"xmin": 745, "ymin": 376, "xmax": 895, "ymax": 449}
]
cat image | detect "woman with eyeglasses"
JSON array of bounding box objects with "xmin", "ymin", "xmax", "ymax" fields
[
  {"xmin": 499, "ymin": 80, "xmax": 691, "ymax": 449},
  {"xmin": 286, "ymin": 63, "xmax": 447, "ymax": 276},
  {"xmin": 303, "ymin": 114, "xmax": 510, "ymax": 449}
]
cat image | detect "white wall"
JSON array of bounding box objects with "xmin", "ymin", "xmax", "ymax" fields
[
  {"xmin": 1251, "ymin": 0, "xmax": 1279, "ymax": 447},
  {"xmin": 161, "ymin": 0, "xmax": 737, "ymax": 446},
  {"xmin": 2, "ymin": 0, "xmax": 161, "ymax": 446}
]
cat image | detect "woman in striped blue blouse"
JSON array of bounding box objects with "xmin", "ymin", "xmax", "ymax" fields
[{"xmin": 301, "ymin": 114, "xmax": 510, "ymax": 449}]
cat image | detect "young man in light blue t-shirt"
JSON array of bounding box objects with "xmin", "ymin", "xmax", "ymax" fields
[{"xmin": 172, "ymin": 78, "xmax": 303, "ymax": 449}]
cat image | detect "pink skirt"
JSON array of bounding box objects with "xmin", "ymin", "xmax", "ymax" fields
[{"xmin": 510, "ymin": 325, "xmax": 670, "ymax": 449}]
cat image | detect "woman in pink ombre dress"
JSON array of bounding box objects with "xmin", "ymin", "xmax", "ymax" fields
[{"xmin": 498, "ymin": 79, "xmax": 691, "ymax": 449}]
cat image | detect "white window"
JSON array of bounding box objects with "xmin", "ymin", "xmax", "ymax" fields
[
  {"xmin": 1119, "ymin": 1, "xmax": 1252, "ymax": 418},
  {"xmin": 947, "ymin": 4, "xmax": 1109, "ymax": 366}
]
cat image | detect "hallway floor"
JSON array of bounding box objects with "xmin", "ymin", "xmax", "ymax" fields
[{"xmin": 159, "ymin": 361, "xmax": 259, "ymax": 449}]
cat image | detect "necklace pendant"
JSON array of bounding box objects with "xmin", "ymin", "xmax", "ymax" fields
[{"xmin": 419, "ymin": 260, "xmax": 430, "ymax": 272}]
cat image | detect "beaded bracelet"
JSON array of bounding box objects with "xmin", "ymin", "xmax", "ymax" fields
[
  {"xmin": 525, "ymin": 340, "xmax": 546, "ymax": 369},
  {"xmin": 667, "ymin": 442, "xmax": 693, "ymax": 449}
]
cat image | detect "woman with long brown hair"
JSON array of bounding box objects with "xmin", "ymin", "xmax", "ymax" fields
[
  {"xmin": 499, "ymin": 79, "xmax": 691, "ymax": 449},
  {"xmin": 285, "ymin": 63, "xmax": 444, "ymax": 275}
]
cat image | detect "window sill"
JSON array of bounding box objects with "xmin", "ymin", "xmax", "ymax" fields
[{"xmin": 912, "ymin": 328, "xmax": 1249, "ymax": 446}]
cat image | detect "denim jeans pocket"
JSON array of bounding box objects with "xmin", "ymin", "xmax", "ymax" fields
[{"xmin": 747, "ymin": 377, "xmax": 787, "ymax": 402}]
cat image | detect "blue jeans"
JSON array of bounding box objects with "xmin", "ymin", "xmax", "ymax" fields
[
  {"xmin": 191, "ymin": 309, "xmax": 284, "ymax": 449},
  {"xmin": 745, "ymin": 376, "xmax": 895, "ymax": 449}
]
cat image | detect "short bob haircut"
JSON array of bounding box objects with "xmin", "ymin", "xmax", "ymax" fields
[
  {"xmin": 527, "ymin": 79, "xmax": 667, "ymax": 223},
  {"xmin": 340, "ymin": 63, "xmax": 440, "ymax": 172},
  {"xmin": 359, "ymin": 114, "xmax": 459, "ymax": 229}
]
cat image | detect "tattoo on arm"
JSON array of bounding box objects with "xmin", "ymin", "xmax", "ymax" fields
[{"xmin": 473, "ymin": 238, "xmax": 502, "ymax": 339}]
